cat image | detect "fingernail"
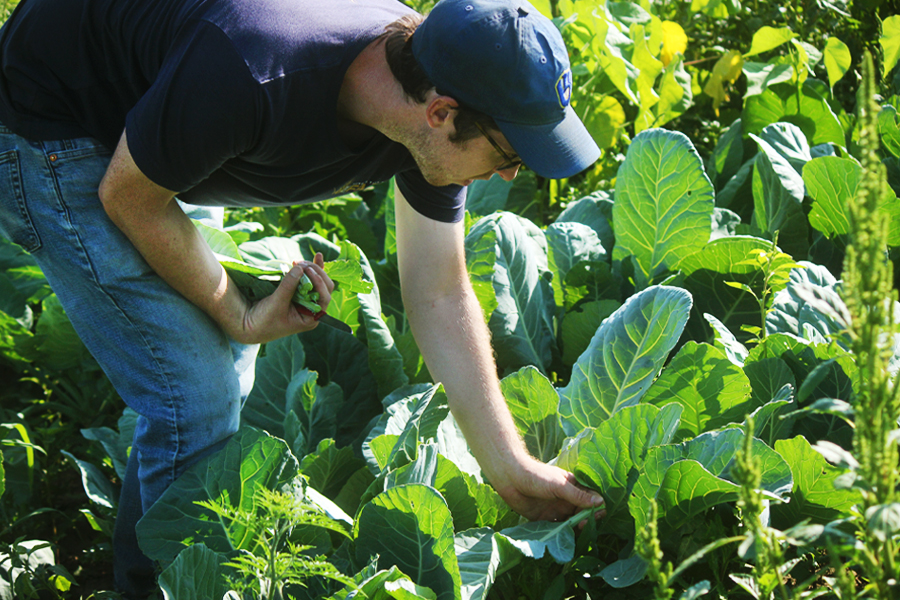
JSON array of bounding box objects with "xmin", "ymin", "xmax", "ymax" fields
[
  {"xmin": 592, "ymin": 495, "xmax": 605, "ymax": 506},
  {"xmin": 288, "ymin": 266, "xmax": 303, "ymax": 278}
]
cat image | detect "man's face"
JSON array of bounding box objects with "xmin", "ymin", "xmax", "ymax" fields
[{"xmin": 409, "ymin": 119, "xmax": 522, "ymax": 188}]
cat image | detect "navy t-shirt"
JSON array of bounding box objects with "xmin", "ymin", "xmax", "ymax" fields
[{"xmin": 0, "ymin": 0, "xmax": 466, "ymax": 222}]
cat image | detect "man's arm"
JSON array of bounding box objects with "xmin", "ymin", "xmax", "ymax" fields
[
  {"xmin": 394, "ymin": 184, "xmax": 604, "ymax": 521},
  {"xmin": 98, "ymin": 130, "xmax": 332, "ymax": 345}
]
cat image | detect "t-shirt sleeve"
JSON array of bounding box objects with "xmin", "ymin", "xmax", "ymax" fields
[
  {"xmin": 125, "ymin": 23, "xmax": 259, "ymax": 193},
  {"xmin": 395, "ymin": 168, "xmax": 466, "ymax": 223}
]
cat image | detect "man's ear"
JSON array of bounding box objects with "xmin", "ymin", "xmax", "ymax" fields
[{"xmin": 424, "ymin": 95, "xmax": 459, "ymax": 130}]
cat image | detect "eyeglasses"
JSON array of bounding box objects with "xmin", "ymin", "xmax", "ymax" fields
[{"xmin": 474, "ymin": 121, "xmax": 522, "ymax": 172}]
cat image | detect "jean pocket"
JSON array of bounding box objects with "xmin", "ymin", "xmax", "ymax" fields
[{"xmin": 0, "ymin": 149, "xmax": 40, "ymax": 252}]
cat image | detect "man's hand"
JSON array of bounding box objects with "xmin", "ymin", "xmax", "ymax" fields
[
  {"xmin": 491, "ymin": 457, "xmax": 605, "ymax": 523},
  {"xmin": 239, "ymin": 253, "xmax": 335, "ymax": 343},
  {"xmin": 100, "ymin": 130, "xmax": 333, "ymax": 345}
]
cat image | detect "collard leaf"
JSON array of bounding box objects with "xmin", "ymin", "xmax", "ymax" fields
[
  {"xmin": 804, "ymin": 156, "xmax": 859, "ymax": 239},
  {"xmin": 704, "ymin": 313, "xmax": 749, "ymax": 366},
  {"xmin": 500, "ymin": 366, "xmax": 565, "ymax": 462},
  {"xmin": 742, "ymin": 80, "xmax": 844, "ymax": 147},
  {"xmin": 495, "ymin": 519, "xmax": 577, "ymax": 564},
  {"xmin": 136, "ymin": 427, "xmax": 299, "ymax": 564},
  {"xmin": 766, "ymin": 262, "xmax": 847, "ymax": 342},
  {"xmin": 555, "ymin": 190, "xmax": 615, "ymax": 252},
  {"xmin": 61, "ymin": 450, "xmax": 118, "ymax": 510},
  {"xmin": 558, "ymin": 286, "xmax": 692, "ymax": 436},
  {"xmin": 455, "ymin": 528, "xmax": 521, "ymax": 600},
  {"xmin": 300, "ymin": 324, "xmax": 382, "ymax": 448},
  {"xmin": 383, "ymin": 444, "xmax": 479, "ymax": 533},
  {"xmin": 643, "ymin": 342, "xmax": 755, "ymax": 441},
  {"xmin": 546, "ymin": 222, "xmax": 607, "ymax": 310},
  {"xmin": 464, "ymin": 213, "xmax": 556, "ymax": 374},
  {"xmin": 157, "ymin": 544, "xmax": 230, "ymax": 600},
  {"xmin": 556, "ymin": 403, "xmax": 682, "ymax": 538},
  {"xmin": 750, "ymin": 134, "xmax": 808, "ymax": 257},
  {"xmin": 879, "ymin": 105, "xmax": 900, "ymax": 159},
  {"xmin": 242, "ymin": 335, "xmax": 307, "ymax": 435},
  {"xmin": 770, "ymin": 436, "xmax": 861, "ymax": 528},
  {"xmin": 612, "ymin": 129, "xmax": 714, "ymax": 288},
  {"xmin": 680, "ymin": 236, "xmax": 775, "ymax": 344},
  {"xmin": 630, "ymin": 429, "xmax": 793, "ymax": 532},
  {"xmin": 354, "ymin": 484, "xmax": 461, "ymax": 600},
  {"xmin": 560, "ymin": 299, "xmax": 621, "ymax": 366}
]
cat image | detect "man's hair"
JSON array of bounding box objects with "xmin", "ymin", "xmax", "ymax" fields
[{"xmin": 382, "ymin": 15, "xmax": 498, "ymax": 144}]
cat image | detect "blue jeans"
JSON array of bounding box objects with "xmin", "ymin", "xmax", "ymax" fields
[{"xmin": 0, "ymin": 124, "xmax": 258, "ymax": 598}]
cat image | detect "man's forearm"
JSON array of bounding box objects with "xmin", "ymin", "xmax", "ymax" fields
[{"xmin": 404, "ymin": 282, "xmax": 529, "ymax": 491}]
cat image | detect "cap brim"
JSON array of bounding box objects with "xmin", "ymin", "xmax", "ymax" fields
[{"xmin": 496, "ymin": 105, "xmax": 601, "ymax": 179}]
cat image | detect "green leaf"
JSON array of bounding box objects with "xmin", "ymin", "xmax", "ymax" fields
[
  {"xmin": 560, "ymin": 299, "xmax": 621, "ymax": 366},
  {"xmin": 879, "ymin": 105, "xmax": 900, "ymax": 160},
  {"xmin": 0, "ymin": 451, "xmax": 4, "ymax": 500},
  {"xmin": 455, "ymin": 528, "xmax": 521, "ymax": 600},
  {"xmin": 881, "ymin": 15, "xmax": 900, "ymax": 79},
  {"xmin": 804, "ymin": 156, "xmax": 859, "ymax": 239},
  {"xmin": 704, "ymin": 313, "xmax": 750, "ymax": 366},
  {"xmin": 866, "ymin": 503, "xmax": 900, "ymax": 541},
  {"xmin": 558, "ymin": 286, "xmax": 692, "ymax": 436},
  {"xmin": 61, "ymin": 450, "xmax": 117, "ymax": 510},
  {"xmin": 136, "ymin": 427, "xmax": 299, "ymax": 564},
  {"xmin": 823, "ymin": 37, "xmax": 851, "ymax": 88},
  {"xmin": 745, "ymin": 26, "xmax": 796, "ymax": 57},
  {"xmin": 383, "ymin": 444, "xmax": 479, "ymax": 533},
  {"xmin": 643, "ymin": 342, "xmax": 755, "ymax": 441},
  {"xmin": 16, "ymin": 295, "xmax": 89, "ymax": 370},
  {"xmin": 354, "ymin": 484, "xmax": 461, "ymax": 600},
  {"xmin": 630, "ymin": 429, "xmax": 793, "ymax": 533},
  {"xmin": 299, "ymin": 438, "xmax": 368, "ymax": 502},
  {"xmin": 766, "ymin": 262, "xmax": 846, "ymax": 342},
  {"xmin": 770, "ymin": 436, "xmax": 861, "ymax": 529},
  {"xmin": 362, "ymin": 384, "xmax": 451, "ymax": 475},
  {"xmin": 500, "ymin": 366, "xmax": 565, "ymax": 463},
  {"xmin": 546, "ymin": 222, "xmax": 606, "ymax": 310},
  {"xmin": 750, "ymin": 133, "xmax": 809, "ymax": 257},
  {"xmin": 464, "ymin": 213, "xmax": 556, "ymax": 374},
  {"xmin": 157, "ymin": 544, "xmax": 230, "ymax": 600},
  {"xmin": 242, "ymin": 335, "xmax": 307, "ymax": 435},
  {"xmin": 743, "ymin": 62, "xmax": 794, "ymax": 97},
  {"xmin": 556, "ymin": 403, "xmax": 682, "ymax": 538},
  {"xmin": 743, "ymin": 80, "xmax": 844, "ymax": 147},
  {"xmin": 555, "ymin": 190, "xmax": 615, "ymax": 252},
  {"xmin": 612, "ymin": 129, "xmax": 714, "ymax": 288}
]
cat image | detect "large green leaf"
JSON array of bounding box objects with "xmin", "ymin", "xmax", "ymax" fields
[
  {"xmin": 742, "ymin": 80, "xmax": 844, "ymax": 147},
  {"xmin": 643, "ymin": 342, "xmax": 755, "ymax": 441},
  {"xmin": 300, "ymin": 325, "xmax": 381, "ymax": 448},
  {"xmin": 679, "ymin": 236, "xmax": 773, "ymax": 343},
  {"xmin": 612, "ymin": 129, "xmax": 714, "ymax": 288},
  {"xmin": 16, "ymin": 295, "xmax": 89, "ymax": 370},
  {"xmin": 804, "ymin": 156, "xmax": 858, "ymax": 239},
  {"xmin": 630, "ymin": 429, "xmax": 793, "ymax": 533},
  {"xmin": 242, "ymin": 336, "xmax": 306, "ymax": 435},
  {"xmin": 546, "ymin": 223, "xmax": 607, "ymax": 311},
  {"xmin": 136, "ymin": 427, "xmax": 299, "ymax": 563},
  {"xmin": 382, "ymin": 444, "xmax": 479, "ymax": 533},
  {"xmin": 499, "ymin": 366, "xmax": 564, "ymax": 462},
  {"xmin": 766, "ymin": 262, "xmax": 846, "ymax": 342},
  {"xmin": 770, "ymin": 436, "xmax": 861, "ymax": 529},
  {"xmin": 299, "ymin": 438, "xmax": 369, "ymax": 511},
  {"xmin": 556, "ymin": 403, "xmax": 682, "ymax": 538},
  {"xmin": 554, "ymin": 190, "xmax": 615, "ymax": 252},
  {"xmin": 750, "ymin": 134, "xmax": 808, "ymax": 257},
  {"xmin": 157, "ymin": 544, "xmax": 230, "ymax": 600},
  {"xmin": 362, "ymin": 384, "xmax": 450, "ymax": 475},
  {"xmin": 455, "ymin": 528, "xmax": 520, "ymax": 600},
  {"xmin": 354, "ymin": 484, "xmax": 461, "ymax": 600},
  {"xmin": 560, "ymin": 299, "xmax": 621, "ymax": 366},
  {"xmin": 464, "ymin": 213, "xmax": 556, "ymax": 374},
  {"xmin": 558, "ymin": 286, "xmax": 692, "ymax": 436}
]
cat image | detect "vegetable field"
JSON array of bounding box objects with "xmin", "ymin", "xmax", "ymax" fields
[{"xmin": 2, "ymin": 1, "xmax": 900, "ymax": 598}]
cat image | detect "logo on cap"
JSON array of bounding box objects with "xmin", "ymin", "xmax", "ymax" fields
[{"xmin": 556, "ymin": 69, "xmax": 572, "ymax": 108}]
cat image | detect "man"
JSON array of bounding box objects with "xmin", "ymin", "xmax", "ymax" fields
[{"xmin": 0, "ymin": 0, "xmax": 604, "ymax": 595}]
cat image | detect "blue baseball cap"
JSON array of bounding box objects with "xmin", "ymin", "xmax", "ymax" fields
[{"xmin": 411, "ymin": 0, "xmax": 600, "ymax": 179}]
